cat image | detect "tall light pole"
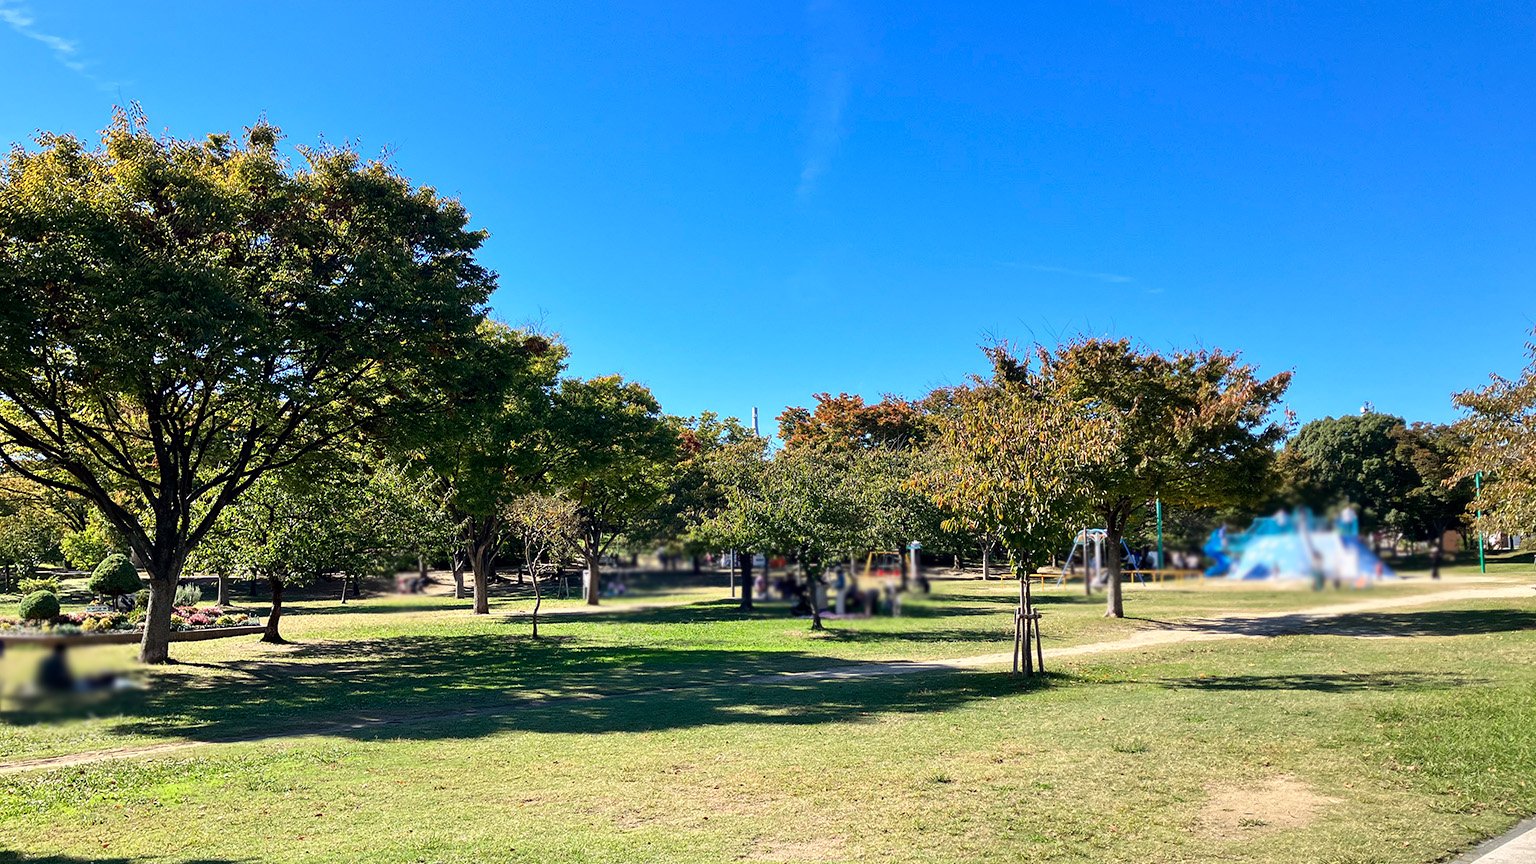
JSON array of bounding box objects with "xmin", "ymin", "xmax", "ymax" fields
[
  {"xmin": 1475, "ymin": 470, "xmax": 1486, "ymax": 574},
  {"xmin": 1155, "ymin": 496, "xmax": 1164, "ymax": 572}
]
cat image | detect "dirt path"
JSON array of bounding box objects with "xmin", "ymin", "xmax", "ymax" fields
[{"xmin": 3, "ymin": 582, "xmax": 1529, "ymax": 776}]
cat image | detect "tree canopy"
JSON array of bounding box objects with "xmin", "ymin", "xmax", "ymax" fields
[
  {"xmin": 917, "ymin": 345, "xmax": 1114, "ymax": 578},
  {"xmin": 0, "ymin": 111, "xmax": 495, "ymax": 661},
  {"xmin": 1454, "ymin": 335, "xmax": 1536, "ymax": 535},
  {"xmin": 1035, "ymin": 338, "xmax": 1291, "ymax": 617},
  {"xmin": 548, "ymin": 375, "xmax": 679, "ymax": 604}
]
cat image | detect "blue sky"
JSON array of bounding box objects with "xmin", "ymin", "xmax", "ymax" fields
[{"xmin": 3, "ymin": 1, "xmax": 1533, "ymax": 431}]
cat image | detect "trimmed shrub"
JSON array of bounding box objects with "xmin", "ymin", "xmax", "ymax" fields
[
  {"xmin": 18, "ymin": 576, "xmax": 60, "ymax": 595},
  {"xmin": 134, "ymin": 589, "xmax": 150, "ymax": 609},
  {"xmin": 89, "ymin": 554, "xmax": 142, "ymax": 599},
  {"xmin": 18, "ymin": 590, "xmax": 60, "ymax": 622}
]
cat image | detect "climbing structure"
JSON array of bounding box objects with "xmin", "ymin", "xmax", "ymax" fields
[{"xmin": 1207, "ymin": 509, "xmax": 1396, "ymax": 585}]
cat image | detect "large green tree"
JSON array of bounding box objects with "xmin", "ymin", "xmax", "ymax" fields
[
  {"xmin": 548, "ymin": 375, "xmax": 679, "ymax": 605},
  {"xmin": 0, "ymin": 112, "xmax": 492, "ymax": 661},
  {"xmin": 1390, "ymin": 422, "xmax": 1474, "ymax": 577},
  {"xmin": 689, "ymin": 425, "xmax": 772, "ymax": 611},
  {"xmin": 1278, "ymin": 412, "xmax": 1419, "ymax": 537},
  {"xmin": 411, "ymin": 322, "xmax": 564, "ymax": 613},
  {"xmin": 1039, "ymin": 339, "xmax": 1291, "ymax": 617},
  {"xmin": 708, "ymin": 446, "xmax": 865, "ymax": 630},
  {"xmin": 0, "ymin": 477, "xmax": 65, "ymax": 593}
]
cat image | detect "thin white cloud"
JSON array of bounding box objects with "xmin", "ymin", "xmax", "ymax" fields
[
  {"xmin": 0, "ymin": 0, "xmax": 112, "ymax": 87},
  {"xmin": 797, "ymin": 0, "xmax": 861, "ymax": 199},
  {"xmin": 1021, "ymin": 263, "xmax": 1136, "ymax": 284},
  {"xmin": 798, "ymin": 67, "xmax": 849, "ymax": 198}
]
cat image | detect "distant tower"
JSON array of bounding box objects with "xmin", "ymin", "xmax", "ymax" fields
[{"xmin": 751, "ymin": 407, "xmax": 759, "ymax": 437}]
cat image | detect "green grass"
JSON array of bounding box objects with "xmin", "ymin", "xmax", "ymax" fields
[{"xmin": 2, "ymin": 569, "xmax": 1534, "ymax": 863}]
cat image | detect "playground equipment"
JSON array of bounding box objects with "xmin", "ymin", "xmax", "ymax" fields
[
  {"xmin": 1059, "ymin": 528, "xmax": 1137, "ymax": 587},
  {"xmin": 1202, "ymin": 526, "xmax": 1232, "ymax": 577},
  {"xmin": 861, "ymin": 551, "xmax": 904, "ymax": 581},
  {"xmin": 1206, "ymin": 509, "xmax": 1396, "ymax": 585}
]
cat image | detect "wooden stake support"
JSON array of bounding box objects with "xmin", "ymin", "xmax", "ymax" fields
[{"xmin": 1012, "ymin": 572, "xmax": 1044, "ymax": 676}]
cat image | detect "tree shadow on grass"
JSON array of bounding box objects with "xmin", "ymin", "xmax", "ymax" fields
[
  {"xmin": 291, "ymin": 600, "xmax": 471, "ymax": 617},
  {"xmin": 957, "ymin": 592, "xmax": 1102, "ymax": 607},
  {"xmin": 1, "ymin": 634, "xmax": 1045, "ymax": 749},
  {"xmin": 1158, "ymin": 671, "xmax": 1485, "ymax": 693},
  {"xmin": 815, "ymin": 627, "xmax": 1007, "ymax": 646},
  {"xmin": 1144, "ymin": 609, "xmax": 1536, "ymax": 639}
]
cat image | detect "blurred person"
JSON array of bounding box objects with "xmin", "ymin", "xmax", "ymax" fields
[{"xmin": 38, "ymin": 645, "xmax": 76, "ymax": 693}]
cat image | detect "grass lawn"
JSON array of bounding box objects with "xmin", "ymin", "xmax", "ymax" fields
[{"xmin": 2, "ymin": 562, "xmax": 1534, "ymax": 863}]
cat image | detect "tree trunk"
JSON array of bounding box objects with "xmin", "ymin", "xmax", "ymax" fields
[
  {"xmin": 530, "ymin": 565, "xmax": 542, "ymax": 638},
  {"xmin": 451, "ymin": 550, "xmax": 467, "ymax": 599},
  {"xmin": 138, "ymin": 576, "xmax": 178, "ymax": 663},
  {"xmin": 584, "ymin": 556, "xmax": 601, "ymax": 605},
  {"xmin": 1104, "ymin": 516, "xmax": 1126, "ymax": 619},
  {"xmin": 739, "ymin": 550, "xmax": 754, "ymax": 611},
  {"xmin": 216, "ymin": 571, "xmax": 229, "ymax": 607},
  {"xmin": 981, "ymin": 544, "xmax": 991, "ymax": 581},
  {"xmin": 583, "ymin": 529, "xmax": 601, "ymax": 606},
  {"xmin": 1430, "ymin": 537, "xmax": 1443, "ymax": 580},
  {"xmin": 340, "ymin": 571, "xmax": 349, "ymax": 604},
  {"xmin": 804, "ymin": 548, "xmax": 823, "ymax": 631},
  {"xmin": 261, "ymin": 575, "xmax": 287, "ymax": 644},
  {"xmin": 469, "ymin": 545, "xmax": 494, "ymax": 616},
  {"xmin": 418, "ymin": 554, "xmax": 429, "ymax": 585},
  {"xmin": 464, "ymin": 515, "xmax": 500, "ymax": 615}
]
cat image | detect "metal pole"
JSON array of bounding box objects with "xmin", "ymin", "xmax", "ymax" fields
[
  {"xmin": 1476, "ymin": 471, "xmax": 1486, "ymax": 574},
  {"xmin": 1155, "ymin": 497, "xmax": 1164, "ymax": 573}
]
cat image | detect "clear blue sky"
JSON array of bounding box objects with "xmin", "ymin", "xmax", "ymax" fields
[{"xmin": 4, "ymin": 1, "xmax": 1533, "ymax": 430}]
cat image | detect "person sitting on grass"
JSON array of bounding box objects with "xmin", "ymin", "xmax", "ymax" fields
[{"xmin": 38, "ymin": 645, "xmax": 76, "ymax": 693}]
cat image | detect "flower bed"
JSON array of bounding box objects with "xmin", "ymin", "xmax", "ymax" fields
[{"xmin": 0, "ymin": 605, "xmax": 259, "ymax": 637}]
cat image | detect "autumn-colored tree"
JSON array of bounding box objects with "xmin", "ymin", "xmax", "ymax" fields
[
  {"xmin": 504, "ymin": 493, "xmax": 580, "ymax": 637},
  {"xmin": 1453, "ymin": 334, "xmax": 1536, "ymax": 537},
  {"xmin": 1038, "ymin": 339, "xmax": 1291, "ymax": 617},
  {"xmin": 777, "ymin": 393, "xmax": 928, "ymax": 452},
  {"xmin": 917, "ymin": 345, "xmax": 1114, "ymax": 581}
]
